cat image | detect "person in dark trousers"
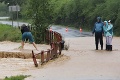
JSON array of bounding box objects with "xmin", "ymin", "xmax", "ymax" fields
[
  {"xmin": 21, "ymin": 24, "xmax": 38, "ymax": 50},
  {"xmin": 92, "ymin": 17, "xmax": 104, "ymax": 50}
]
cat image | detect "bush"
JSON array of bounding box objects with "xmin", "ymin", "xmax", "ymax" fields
[{"xmin": 0, "ymin": 24, "xmax": 21, "ymax": 42}]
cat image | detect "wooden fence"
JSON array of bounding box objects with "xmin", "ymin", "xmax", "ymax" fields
[{"xmin": 32, "ymin": 30, "xmax": 63, "ymax": 67}]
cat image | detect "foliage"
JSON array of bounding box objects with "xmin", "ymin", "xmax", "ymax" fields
[
  {"xmin": 4, "ymin": 75, "xmax": 30, "ymax": 80},
  {"xmin": 0, "ymin": 0, "xmax": 24, "ymax": 20},
  {"xmin": 0, "ymin": 2, "xmax": 8, "ymax": 16},
  {"xmin": 1, "ymin": 0, "xmax": 120, "ymax": 37},
  {"xmin": 0, "ymin": 24, "xmax": 21, "ymax": 42},
  {"xmin": 26, "ymin": 0, "xmax": 53, "ymax": 43},
  {"xmin": 0, "ymin": 0, "xmax": 24, "ymax": 6},
  {"xmin": 49, "ymin": 0, "xmax": 120, "ymax": 35}
]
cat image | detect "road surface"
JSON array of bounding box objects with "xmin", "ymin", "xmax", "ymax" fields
[{"xmin": 0, "ymin": 21, "xmax": 92, "ymax": 38}]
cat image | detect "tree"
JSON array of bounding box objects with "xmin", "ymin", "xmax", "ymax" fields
[
  {"xmin": 1, "ymin": 0, "xmax": 120, "ymax": 36},
  {"xmin": 0, "ymin": 0, "xmax": 24, "ymax": 6},
  {"xmin": 0, "ymin": 2, "xmax": 8, "ymax": 16},
  {"xmin": 27, "ymin": 0, "xmax": 53, "ymax": 43},
  {"xmin": 0, "ymin": 0, "xmax": 24, "ymax": 20}
]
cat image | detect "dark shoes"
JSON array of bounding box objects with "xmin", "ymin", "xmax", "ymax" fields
[
  {"xmin": 95, "ymin": 46, "xmax": 103, "ymax": 50},
  {"xmin": 101, "ymin": 46, "xmax": 103, "ymax": 50},
  {"xmin": 95, "ymin": 45, "xmax": 112, "ymax": 51},
  {"xmin": 106, "ymin": 45, "xmax": 112, "ymax": 51},
  {"xmin": 109, "ymin": 45, "xmax": 112, "ymax": 51},
  {"xmin": 96, "ymin": 45, "xmax": 98, "ymax": 50},
  {"xmin": 96, "ymin": 48, "xmax": 98, "ymax": 50}
]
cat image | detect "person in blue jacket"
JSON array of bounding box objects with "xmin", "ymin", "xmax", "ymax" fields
[
  {"xmin": 92, "ymin": 17, "xmax": 104, "ymax": 50},
  {"xmin": 104, "ymin": 20, "xmax": 113, "ymax": 51}
]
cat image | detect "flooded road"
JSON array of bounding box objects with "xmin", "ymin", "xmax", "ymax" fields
[{"xmin": 0, "ymin": 20, "xmax": 120, "ymax": 80}]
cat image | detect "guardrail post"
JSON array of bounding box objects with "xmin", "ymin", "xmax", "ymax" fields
[
  {"xmin": 41, "ymin": 51, "xmax": 44, "ymax": 65},
  {"xmin": 32, "ymin": 30, "xmax": 64, "ymax": 67},
  {"xmin": 46, "ymin": 49, "xmax": 50, "ymax": 62},
  {"xmin": 52, "ymin": 31, "xmax": 54, "ymax": 43},
  {"xmin": 59, "ymin": 42, "xmax": 62, "ymax": 55},
  {"xmin": 54, "ymin": 32, "xmax": 57, "ymax": 42},
  {"xmin": 50, "ymin": 43, "xmax": 54, "ymax": 59},
  {"xmin": 32, "ymin": 50, "xmax": 38, "ymax": 67},
  {"xmin": 48, "ymin": 31, "xmax": 51, "ymax": 44},
  {"xmin": 54, "ymin": 43, "xmax": 58, "ymax": 58}
]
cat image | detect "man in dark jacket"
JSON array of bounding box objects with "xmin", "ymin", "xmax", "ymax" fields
[{"xmin": 92, "ymin": 17, "xmax": 104, "ymax": 50}]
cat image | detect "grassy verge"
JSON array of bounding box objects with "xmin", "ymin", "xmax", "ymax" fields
[
  {"xmin": 0, "ymin": 24, "xmax": 21, "ymax": 42},
  {"xmin": 4, "ymin": 75, "xmax": 30, "ymax": 80}
]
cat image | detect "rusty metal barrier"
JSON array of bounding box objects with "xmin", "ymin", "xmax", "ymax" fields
[
  {"xmin": 45, "ymin": 29, "xmax": 62, "ymax": 44},
  {"xmin": 32, "ymin": 30, "xmax": 63, "ymax": 67}
]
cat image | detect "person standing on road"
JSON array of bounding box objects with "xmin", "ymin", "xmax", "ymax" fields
[
  {"xmin": 104, "ymin": 20, "xmax": 113, "ymax": 51},
  {"xmin": 103, "ymin": 21, "xmax": 108, "ymax": 50},
  {"xmin": 21, "ymin": 24, "xmax": 38, "ymax": 50},
  {"xmin": 92, "ymin": 17, "xmax": 104, "ymax": 50}
]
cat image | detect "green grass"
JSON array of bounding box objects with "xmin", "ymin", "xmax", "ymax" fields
[
  {"xmin": 0, "ymin": 24, "xmax": 21, "ymax": 42},
  {"xmin": 4, "ymin": 75, "xmax": 30, "ymax": 80}
]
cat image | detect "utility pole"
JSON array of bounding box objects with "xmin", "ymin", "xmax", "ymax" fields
[
  {"xmin": 11, "ymin": 7, "xmax": 13, "ymax": 27},
  {"xmin": 16, "ymin": 0, "xmax": 19, "ymax": 27},
  {"xmin": 16, "ymin": 4, "xmax": 19, "ymax": 27}
]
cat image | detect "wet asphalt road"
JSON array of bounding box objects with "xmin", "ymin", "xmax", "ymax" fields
[
  {"xmin": 51, "ymin": 25, "xmax": 92, "ymax": 38},
  {"xmin": 0, "ymin": 20, "xmax": 28, "ymax": 27},
  {"xmin": 0, "ymin": 21, "xmax": 92, "ymax": 38}
]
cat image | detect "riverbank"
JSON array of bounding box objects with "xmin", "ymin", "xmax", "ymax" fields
[{"xmin": 0, "ymin": 37, "xmax": 120, "ymax": 80}]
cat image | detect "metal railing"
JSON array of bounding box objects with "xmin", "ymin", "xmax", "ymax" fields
[{"xmin": 32, "ymin": 30, "xmax": 63, "ymax": 67}]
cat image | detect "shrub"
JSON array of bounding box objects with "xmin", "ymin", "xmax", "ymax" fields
[{"xmin": 0, "ymin": 24, "xmax": 21, "ymax": 42}]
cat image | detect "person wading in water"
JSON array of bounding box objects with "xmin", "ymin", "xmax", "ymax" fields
[{"xmin": 92, "ymin": 17, "xmax": 104, "ymax": 50}]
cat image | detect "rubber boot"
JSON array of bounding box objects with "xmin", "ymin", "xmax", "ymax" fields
[
  {"xmin": 106, "ymin": 44, "xmax": 107, "ymax": 50},
  {"xmin": 106, "ymin": 45, "xmax": 109, "ymax": 51},
  {"xmin": 96, "ymin": 45, "xmax": 98, "ymax": 50},
  {"xmin": 101, "ymin": 45, "xmax": 103, "ymax": 50},
  {"xmin": 110, "ymin": 45, "xmax": 112, "ymax": 51},
  {"xmin": 108, "ymin": 45, "xmax": 111, "ymax": 51}
]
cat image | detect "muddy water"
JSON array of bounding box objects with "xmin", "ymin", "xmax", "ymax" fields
[
  {"xmin": 0, "ymin": 41, "xmax": 50, "ymax": 58},
  {"xmin": 0, "ymin": 37, "xmax": 119, "ymax": 80},
  {"xmin": 0, "ymin": 58, "xmax": 35, "ymax": 79},
  {"xmin": 0, "ymin": 41, "xmax": 52, "ymax": 79},
  {"xmin": 0, "ymin": 37, "xmax": 120, "ymax": 79},
  {"xmin": 0, "ymin": 21, "xmax": 120, "ymax": 79},
  {"xmin": 24, "ymin": 37, "xmax": 120, "ymax": 80}
]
